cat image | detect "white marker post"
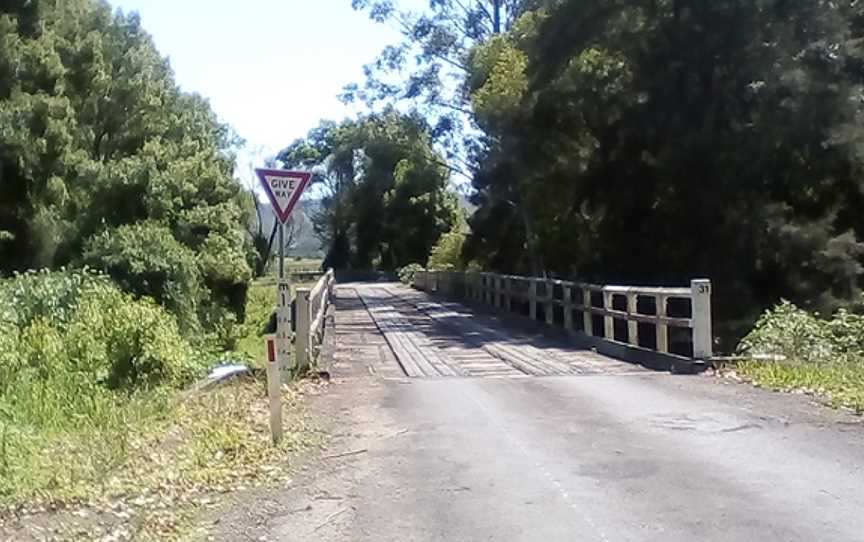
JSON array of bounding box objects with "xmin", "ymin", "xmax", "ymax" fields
[
  {"xmin": 691, "ymin": 279, "xmax": 713, "ymax": 361},
  {"xmin": 256, "ymin": 168, "xmax": 312, "ymax": 445},
  {"xmin": 265, "ymin": 334, "xmax": 282, "ymax": 443}
]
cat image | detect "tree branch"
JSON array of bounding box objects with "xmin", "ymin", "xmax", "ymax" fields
[{"xmin": 393, "ymin": 12, "xmax": 471, "ymax": 72}]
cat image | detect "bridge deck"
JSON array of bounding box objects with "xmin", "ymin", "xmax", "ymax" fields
[{"xmin": 332, "ymin": 282, "xmax": 645, "ymax": 379}]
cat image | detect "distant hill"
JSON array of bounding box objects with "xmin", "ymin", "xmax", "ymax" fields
[{"xmin": 255, "ymin": 199, "xmax": 324, "ymax": 258}]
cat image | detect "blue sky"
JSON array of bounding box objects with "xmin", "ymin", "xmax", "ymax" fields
[{"xmin": 110, "ymin": 0, "xmax": 425, "ymax": 180}]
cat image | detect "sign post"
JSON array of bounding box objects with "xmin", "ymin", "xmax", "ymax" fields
[{"xmin": 256, "ymin": 168, "xmax": 312, "ymax": 444}]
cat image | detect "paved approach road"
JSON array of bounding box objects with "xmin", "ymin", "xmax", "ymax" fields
[{"xmin": 216, "ymin": 283, "xmax": 864, "ymax": 541}]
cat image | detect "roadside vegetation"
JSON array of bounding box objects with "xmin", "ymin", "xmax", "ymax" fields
[
  {"xmin": 3, "ymin": 0, "xmax": 864, "ymax": 535},
  {"xmin": 0, "ymin": 269, "xmax": 318, "ymax": 539},
  {"xmin": 735, "ymin": 301, "xmax": 864, "ymax": 413},
  {"xmin": 0, "ymin": 3, "xmax": 322, "ymax": 536}
]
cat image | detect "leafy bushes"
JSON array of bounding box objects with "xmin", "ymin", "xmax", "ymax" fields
[
  {"xmin": 398, "ymin": 263, "xmax": 424, "ymax": 285},
  {"xmin": 0, "ymin": 270, "xmax": 245, "ymax": 505},
  {"xmin": 738, "ymin": 300, "xmax": 864, "ymax": 363},
  {"xmin": 737, "ymin": 300, "xmax": 864, "ymax": 412},
  {"xmin": 82, "ymin": 223, "xmax": 204, "ymax": 332},
  {"xmin": 427, "ymin": 229, "xmax": 466, "ymax": 271},
  {"xmin": 0, "ymin": 270, "xmax": 203, "ymax": 428}
]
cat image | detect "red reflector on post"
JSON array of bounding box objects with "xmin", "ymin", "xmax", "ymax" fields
[{"xmin": 267, "ymin": 337, "xmax": 276, "ymax": 363}]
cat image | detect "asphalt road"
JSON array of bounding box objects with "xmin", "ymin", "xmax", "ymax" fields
[
  {"xmin": 216, "ymin": 371, "xmax": 864, "ymax": 541},
  {"xmin": 211, "ymin": 284, "xmax": 864, "ymax": 541}
]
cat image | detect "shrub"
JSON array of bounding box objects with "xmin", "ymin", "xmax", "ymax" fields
[
  {"xmin": 738, "ymin": 300, "xmax": 864, "ymax": 363},
  {"xmin": 82, "ymin": 222, "xmax": 204, "ymax": 332},
  {"xmin": 427, "ymin": 230, "xmax": 466, "ymax": 270},
  {"xmin": 0, "ymin": 270, "xmax": 202, "ymax": 408},
  {"xmin": 398, "ymin": 263, "xmax": 425, "ymax": 285}
]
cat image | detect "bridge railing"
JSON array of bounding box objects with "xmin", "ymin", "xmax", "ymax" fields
[
  {"xmin": 412, "ymin": 270, "xmax": 712, "ymax": 362},
  {"xmin": 295, "ymin": 268, "xmax": 336, "ymax": 371}
]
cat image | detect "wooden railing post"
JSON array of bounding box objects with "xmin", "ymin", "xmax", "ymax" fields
[
  {"xmin": 295, "ymin": 288, "xmax": 311, "ymax": 372},
  {"xmin": 472, "ymin": 273, "xmax": 479, "ymax": 301},
  {"xmin": 627, "ymin": 292, "xmax": 639, "ymax": 345},
  {"xmin": 420, "ymin": 270, "xmax": 710, "ymax": 363},
  {"xmin": 691, "ymin": 279, "xmax": 713, "ymax": 360},
  {"xmin": 583, "ymin": 288, "xmax": 593, "ymax": 336},
  {"xmin": 505, "ymin": 276, "xmax": 512, "ymax": 312},
  {"xmin": 563, "ymin": 285, "xmax": 573, "ymax": 331},
  {"xmin": 603, "ymin": 290, "xmax": 614, "ymax": 339},
  {"xmin": 656, "ymin": 294, "xmax": 669, "ymax": 353}
]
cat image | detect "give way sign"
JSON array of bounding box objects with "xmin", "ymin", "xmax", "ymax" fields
[{"xmin": 255, "ymin": 168, "xmax": 312, "ymax": 224}]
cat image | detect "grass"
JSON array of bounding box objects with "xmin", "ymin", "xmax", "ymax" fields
[
  {"xmin": 736, "ymin": 359, "xmax": 864, "ymax": 413},
  {"xmin": 234, "ymin": 278, "xmax": 317, "ymax": 368},
  {"xmin": 285, "ymin": 258, "xmax": 323, "ymax": 271},
  {"xmin": 1, "ymin": 379, "xmax": 319, "ymax": 540},
  {"xmin": 234, "ymin": 280, "xmax": 277, "ymax": 368},
  {"xmin": 262, "ymin": 258, "xmax": 324, "ymax": 278},
  {"xmin": 0, "ymin": 275, "xmax": 326, "ymax": 539},
  {"xmin": 0, "ymin": 381, "xmax": 313, "ymax": 508}
]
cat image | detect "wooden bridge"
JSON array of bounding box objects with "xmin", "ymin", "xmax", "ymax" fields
[{"xmin": 329, "ymin": 270, "xmax": 713, "ymax": 379}]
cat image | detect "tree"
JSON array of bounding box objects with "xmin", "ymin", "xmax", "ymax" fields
[
  {"xmin": 279, "ymin": 112, "xmax": 460, "ymax": 270},
  {"xmin": 345, "ymin": 1, "xmax": 533, "ymax": 167},
  {"xmin": 427, "ymin": 212, "xmax": 470, "ymax": 270},
  {"xmin": 464, "ymin": 0, "xmax": 864, "ymax": 345},
  {"xmin": 0, "ymin": 0, "xmax": 252, "ymax": 329}
]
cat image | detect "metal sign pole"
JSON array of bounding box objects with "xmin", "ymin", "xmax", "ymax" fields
[
  {"xmin": 277, "ymin": 223, "xmax": 292, "ymax": 383},
  {"xmin": 255, "ymin": 168, "xmax": 311, "ymax": 447},
  {"xmin": 278, "ymin": 223, "xmax": 285, "ymax": 280}
]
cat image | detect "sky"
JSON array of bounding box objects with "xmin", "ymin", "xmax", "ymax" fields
[{"xmin": 109, "ymin": 0, "xmax": 424, "ymax": 183}]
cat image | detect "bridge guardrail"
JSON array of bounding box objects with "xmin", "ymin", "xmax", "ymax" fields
[
  {"xmin": 295, "ymin": 268, "xmax": 336, "ymax": 371},
  {"xmin": 412, "ymin": 270, "xmax": 712, "ymax": 363}
]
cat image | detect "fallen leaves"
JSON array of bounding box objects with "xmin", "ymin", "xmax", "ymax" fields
[{"xmin": 1, "ymin": 379, "xmax": 321, "ymax": 541}]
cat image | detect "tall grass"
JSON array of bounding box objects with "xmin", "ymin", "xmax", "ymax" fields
[{"xmin": 0, "ymin": 270, "xmax": 207, "ymax": 504}]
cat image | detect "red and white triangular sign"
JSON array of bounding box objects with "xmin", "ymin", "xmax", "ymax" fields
[{"xmin": 255, "ymin": 168, "xmax": 312, "ymax": 224}]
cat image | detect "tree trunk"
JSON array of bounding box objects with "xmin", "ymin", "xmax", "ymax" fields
[{"xmin": 492, "ymin": 0, "xmax": 502, "ymax": 34}]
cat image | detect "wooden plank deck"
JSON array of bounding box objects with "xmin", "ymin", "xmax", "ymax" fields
[{"xmin": 333, "ymin": 283, "xmax": 648, "ymax": 379}]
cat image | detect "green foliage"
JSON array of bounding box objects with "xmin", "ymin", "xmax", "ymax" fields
[
  {"xmin": 462, "ymin": 1, "xmax": 864, "ymax": 347},
  {"xmin": 0, "ymin": 270, "xmax": 202, "ymax": 406},
  {"xmin": 0, "ymin": 269, "xmax": 210, "ymax": 501},
  {"xmin": 427, "ymin": 228, "xmax": 467, "ymax": 271},
  {"xmin": 398, "ymin": 263, "xmax": 425, "ymax": 285},
  {"xmin": 736, "ymin": 360, "xmax": 864, "ymax": 413},
  {"xmin": 82, "ymin": 222, "xmax": 204, "ymax": 332},
  {"xmin": 0, "ymin": 270, "xmax": 308, "ymax": 509},
  {"xmin": 736, "ymin": 300, "xmax": 864, "ymax": 412},
  {"xmin": 233, "ymin": 280, "xmax": 277, "ymax": 367},
  {"xmin": 279, "ymin": 112, "xmax": 460, "ymax": 270},
  {"xmin": 0, "ymin": 0, "xmax": 251, "ymax": 332},
  {"xmin": 739, "ymin": 300, "xmax": 864, "ymax": 364}
]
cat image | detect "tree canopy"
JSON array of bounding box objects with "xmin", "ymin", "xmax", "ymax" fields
[
  {"xmin": 0, "ymin": 0, "xmax": 253, "ymax": 329},
  {"xmin": 278, "ymin": 112, "xmax": 460, "ymax": 271},
  {"xmin": 456, "ymin": 0, "xmax": 864, "ymax": 344}
]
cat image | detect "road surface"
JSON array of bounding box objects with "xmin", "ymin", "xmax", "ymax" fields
[{"xmin": 213, "ymin": 283, "xmax": 864, "ymax": 541}]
